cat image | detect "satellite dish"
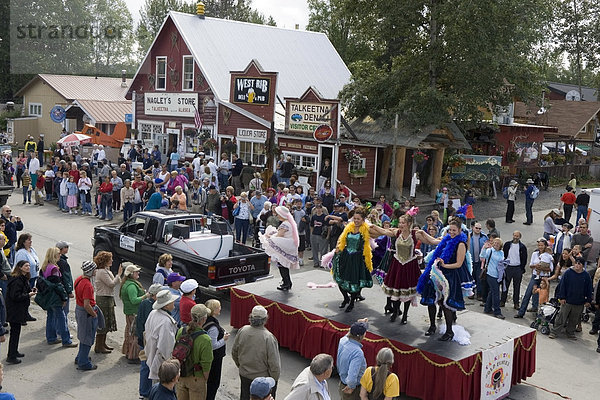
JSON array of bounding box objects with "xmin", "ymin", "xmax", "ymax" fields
[
  {"xmin": 566, "ymin": 90, "xmax": 581, "ymax": 101},
  {"xmin": 537, "ymin": 107, "xmax": 547, "ymax": 115}
]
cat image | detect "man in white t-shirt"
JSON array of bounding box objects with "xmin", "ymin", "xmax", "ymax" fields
[{"xmin": 514, "ymin": 237, "xmax": 554, "ymax": 318}]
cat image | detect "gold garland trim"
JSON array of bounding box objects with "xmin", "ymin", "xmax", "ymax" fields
[{"xmin": 231, "ymin": 289, "xmax": 536, "ymax": 376}]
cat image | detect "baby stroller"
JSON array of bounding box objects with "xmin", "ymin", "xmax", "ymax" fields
[
  {"xmin": 530, "ymin": 298, "xmax": 560, "ymax": 335},
  {"xmin": 581, "ymin": 303, "xmax": 595, "ymax": 323}
]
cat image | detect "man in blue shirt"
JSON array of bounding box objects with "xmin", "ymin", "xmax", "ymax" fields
[
  {"xmin": 336, "ymin": 320, "xmax": 368, "ymax": 400},
  {"xmin": 523, "ymin": 178, "xmax": 535, "ymax": 225}
]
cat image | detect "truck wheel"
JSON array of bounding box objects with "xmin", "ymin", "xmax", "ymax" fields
[
  {"xmin": 0, "ymin": 196, "xmax": 7, "ymax": 207},
  {"xmin": 93, "ymin": 243, "xmax": 122, "ymax": 271}
]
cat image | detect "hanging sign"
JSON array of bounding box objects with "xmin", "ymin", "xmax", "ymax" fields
[
  {"xmin": 313, "ymin": 124, "xmax": 333, "ymax": 142},
  {"xmin": 50, "ymin": 105, "xmax": 66, "ymax": 123},
  {"xmin": 481, "ymin": 340, "xmax": 514, "ymax": 400},
  {"xmin": 288, "ymin": 102, "xmax": 332, "ymax": 133}
]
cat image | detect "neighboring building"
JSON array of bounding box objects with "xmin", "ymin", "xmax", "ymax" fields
[
  {"xmin": 10, "ymin": 74, "xmax": 132, "ymax": 145},
  {"xmin": 546, "ymin": 82, "xmax": 598, "ymax": 102}
]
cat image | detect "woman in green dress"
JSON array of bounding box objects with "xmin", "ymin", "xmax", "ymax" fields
[{"xmin": 332, "ymin": 207, "xmax": 373, "ymax": 312}]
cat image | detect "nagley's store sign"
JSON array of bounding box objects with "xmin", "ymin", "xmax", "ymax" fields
[
  {"xmin": 144, "ymin": 93, "xmax": 199, "ymax": 117},
  {"xmin": 288, "ymin": 102, "xmax": 333, "ymax": 133}
]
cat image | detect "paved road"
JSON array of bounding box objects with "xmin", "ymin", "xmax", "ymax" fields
[{"xmin": 1, "ymin": 193, "xmax": 597, "ymax": 400}]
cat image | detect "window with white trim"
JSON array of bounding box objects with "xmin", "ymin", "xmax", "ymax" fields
[
  {"xmin": 182, "ymin": 56, "xmax": 194, "ymax": 91},
  {"xmin": 29, "ymin": 103, "xmax": 42, "ymax": 117},
  {"xmin": 348, "ymin": 157, "xmax": 366, "ymax": 172},
  {"xmin": 139, "ymin": 121, "xmax": 163, "ymax": 141},
  {"xmin": 239, "ymin": 140, "xmax": 266, "ymax": 166},
  {"xmin": 156, "ymin": 57, "xmax": 167, "ymax": 90},
  {"xmin": 283, "ymin": 152, "xmax": 318, "ymax": 169}
]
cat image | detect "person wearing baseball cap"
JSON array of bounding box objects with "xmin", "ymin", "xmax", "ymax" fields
[
  {"xmin": 515, "ymin": 237, "xmax": 554, "ymax": 318},
  {"xmin": 145, "ymin": 289, "xmax": 179, "ymax": 381},
  {"xmin": 179, "ymin": 279, "xmax": 199, "ymax": 324},
  {"xmin": 120, "ymin": 263, "xmax": 150, "ymax": 363},
  {"xmin": 337, "ymin": 319, "xmax": 369, "ymax": 398},
  {"xmin": 232, "ymin": 305, "xmax": 280, "ymax": 400},
  {"xmin": 136, "ymin": 283, "xmax": 168, "ymax": 398},
  {"xmin": 250, "ymin": 377, "xmax": 276, "ymax": 400},
  {"xmin": 523, "ymin": 178, "xmax": 537, "ymax": 225},
  {"xmin": 74, "ymin": 260, "xmax": 98, "ymax": 370}
]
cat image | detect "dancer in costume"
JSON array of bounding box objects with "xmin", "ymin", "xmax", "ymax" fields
[
  {"xmin": 259, "ymin": 205, "xmax": 299, "ymax": 291},
  {"xmin": 416, "ymin": 219, "xmax": 474, "ymax": 341},
  {"xmin": 370, "ymin": 214, "xmax": 421, "ymax": 323},
  {"xmin": 332, "ymin": 207, "xmax": 373, "ymax": 312}
]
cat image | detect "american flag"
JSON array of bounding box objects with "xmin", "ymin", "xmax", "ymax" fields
[{"xmin": 194, "ymin": 106, "xmax": 203, "ymax": 130}]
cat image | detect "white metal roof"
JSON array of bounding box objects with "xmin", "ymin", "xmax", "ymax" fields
[{"xmin": 168, "ymin": 11, "xmax": 351, "ymax": 103}]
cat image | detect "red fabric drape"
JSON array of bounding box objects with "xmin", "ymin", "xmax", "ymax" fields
[{"xmin": 230, "ymin": 288, "xmax": 536, "ymax": 400}]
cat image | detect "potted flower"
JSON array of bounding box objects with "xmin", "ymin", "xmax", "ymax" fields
[
  {"xmin": 223, "ymin": 139, "xmax": 237, "ymax": 154},
  {"xmin": 184, "ymin": 128, "xmax": 197, "ymax": 136},
  {"xmin": 295, "ymin": 166, "xmax": 314, "ymax": 177},
  {"xmin": 344, "ymin": 148, "xmax": 362, "ymax": 164},
  {"xmin": 412, "ymin": 150, "xmax": 429, "ymax": 163},
  {"xmin": 448, "ymin": 154, "xmax": 466, "ymax": 168}
]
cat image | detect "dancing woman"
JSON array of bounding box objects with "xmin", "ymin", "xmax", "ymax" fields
[
  {"xmin": 370, "ymin": 214, "xmax": 421, "ymax": 324},
  {"xmin": 331, "ymin": 207, "xmax": 373, "ymax": 312},
  {"xmin": 416, "ymin": 219, "xmax": 473, "ymax": 341},
  {"xmin": 259, "ymin": 205, "xmax": 300, "ymax": 291}
]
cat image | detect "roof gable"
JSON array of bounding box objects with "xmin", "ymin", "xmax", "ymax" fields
[
  {"xmin": 547, "ymin": 82, "xmax": 598, "ymax": 102},
  {"xmin": 160, "ymin": 12, "xmax": 350, "ymax": 102}
]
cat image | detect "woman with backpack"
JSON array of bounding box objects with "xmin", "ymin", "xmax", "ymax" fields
[
  {"xmin": 175, "ymin": 304, "xmax": 214, "ymax": 400},
  {"xmin": 359, "ymin": 347, "xmax": 399, "ymax": 400},
  {"xmin": 40, "ymin": 246, "xmax": 76, "ymax": 347}
]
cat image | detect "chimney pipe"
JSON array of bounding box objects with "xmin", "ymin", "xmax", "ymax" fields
[{"xmin": 121, "ymin": 70, "xmax": 127, "ymax": 87}]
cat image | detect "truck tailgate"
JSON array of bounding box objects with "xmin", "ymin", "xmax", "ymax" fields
[{"xmin": 211, "ymin": 252, "xmax": 270, "ymax": 289}]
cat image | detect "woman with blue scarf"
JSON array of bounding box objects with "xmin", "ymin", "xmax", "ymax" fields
[{"xmin": 416, "ymin": 219, "xmax": 474, "ymax": 341}]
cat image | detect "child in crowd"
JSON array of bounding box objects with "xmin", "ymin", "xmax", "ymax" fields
[
  {"xmin": 34, "ymin": 170, "xmax": 45, "ymax": 205},
  {"xmin": 66, "ymin": 176, "xmax": 79, "ymax": 214},
  {"xmin": 21, "ymin": 169, "xmax": 31, "ymax": 204},
  {"xmin": 533, "ymin": 278, "xmax": 550, "ymax": 305}
]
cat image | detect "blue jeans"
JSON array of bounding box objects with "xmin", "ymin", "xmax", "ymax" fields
[
  {"xmin": 123, "ymin": 202, "xmax": 133, "ymax": 221},
  {"xmin": 0, "ymin": 279, "xmax": 7, "ymax": 301},
  {"xmin": 525, "ymin": 198, "xmax": 534, "ymax": 223},
  {"xmin": 218, "ymin": 173, "xmax": 229, "ymax": 190},
  {"xmin": 576, "ymin": 205, "xmax": 588, "ymax": 222},
  {"xmin": 58, "ymin": 195, "xmax": 67, "ymax": 211},
  {"xmin": 80, "ymin": 193, "xmax": 92, "ymax": 213},
  {"xmin": 22, "ymin": 187, "xmax": 31, "ymax": 203},
  {"xmin": 235, "ymin": 218, "xmax": 250, "ymax": 243},
  {"xmin": 484, "ymin": 274, "xmax": 502, "ymax": 315},
  {"xmin": 46, "ymin": 306, "xmax": 72, "ymax": 344},
  {"xmin": 100, "ymin": 194, "xmax": 113, "ymax": 220},
  {"xmin": 134, "ymin": 202, "xmax": 144, "ymax": 213},
  {"xmin": 518, "ymin": 276, "xmax": 540, "ymax": 316},
  {"xmin": 472, "ymin": 261, "xmax": 482, "ymax": 296},
  {"xmin": 139, "ymin": 346, "xmax": 152, "ymax": 396},
  {"xmin": 76, "ymin": 344, "xmax": 93, "ymax": 369}
]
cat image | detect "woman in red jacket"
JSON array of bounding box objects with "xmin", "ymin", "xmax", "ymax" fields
[{"xmin": 99, "ymin": 176, "xmax": 113, "ymax": 220}]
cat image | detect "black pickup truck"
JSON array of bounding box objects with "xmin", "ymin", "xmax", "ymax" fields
[{"xmin": 92, "ymin": 210, "xmax": 271, "ymax": 290}]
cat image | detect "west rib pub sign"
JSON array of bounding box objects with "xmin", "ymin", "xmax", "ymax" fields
[{"xmin": 233, "ymin": 76, "xmax": 271, "ymax": 105}]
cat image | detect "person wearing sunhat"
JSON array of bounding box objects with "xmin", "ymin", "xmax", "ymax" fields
[
  {"xmin": 505, "ymin": 180, "xmax": 518, "ymax": 223},
  {"xmin": 166, "ymin": 272, "xmax": 185, "ymax": 324},
  {"xmin": 250, "ymin": 376, "xmax": 276, "ymax": 400},
  {"xmin": 144, "ymin": 289, "xmax": 179, "ymax": 381},
  {"xmin": 137, "ymin": 283, "xmax": 167, "ymax": 399},
  {"xmin": 523, "ymin": 178, "xmax": 536, "ymax": 225},
  {"xmin": 120, "ymin": 263, "xmax": 149, "ymax": 363},
  {"xmin": 74, "ymin": 260, "xmax": 102, "ymax": 371},
  {"xmin": 259, "ymin": 205, "xmax": 300, "ymax": 291},
  {"xmin": 179, "ymin": 279, "xmax": 199, "ymax": 325}
]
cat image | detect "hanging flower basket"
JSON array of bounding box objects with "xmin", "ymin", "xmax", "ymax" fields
[
  {"xmin": 203, "ymin": 138, "xmax": 217, "ymax": 150},
  {"xmin": 412, "ymin": 150, "xmax": 429, "ymax": 163},
  {"xmin": 344, "ymin": 148, "xmax": 362, "ymax": 164},
  {"xmin": 223, "ymin": 140, "xmax": 237, "ymax": 154}
]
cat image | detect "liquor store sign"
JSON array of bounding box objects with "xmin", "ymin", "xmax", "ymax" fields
[
  {"xmin": 144, "ymin": 93, "xmax": 198, "ymax": 117},
  {"xmin": 288, "ymin": 102, "xmax": 333, "ymax": 133}
]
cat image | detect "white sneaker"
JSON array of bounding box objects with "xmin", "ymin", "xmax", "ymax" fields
[
  {"xmin": 69, "ymin": 210, "xmax": 72, "ymax": 214},
  {"xmin": 74, "ymin": 210, "xmax": 78, "ymax": 215},
  {"xmin": 299, "ymin": 259, "xmax": 304, "ymax": 266}
]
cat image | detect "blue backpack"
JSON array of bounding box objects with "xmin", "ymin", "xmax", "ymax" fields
[{"xmin": 502, "ymin": 187, "xmax": 509, "ymax": 199}]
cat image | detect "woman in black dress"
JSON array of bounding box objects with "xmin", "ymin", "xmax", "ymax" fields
[{"xmin": 6, "ymin": 260, "xmax": 37, "ymax": 364}]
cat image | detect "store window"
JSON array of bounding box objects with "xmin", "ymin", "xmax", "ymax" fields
[
  {"xmin": 139, "ymin": 121, "xmax": 163, "ymax": 141},
  {"xmin": 348, "ymin": 157, "xmax": 366, "ymax": 172},
  {"xmin": 283, "ymin": 152, "xmax": 317, "ymax": 169},
  {"xmin": 239, "ymin": 140, "xmax": 266, "ymax": 166},
  {"xmin": 156, "ymin": 56, "xmax": 167, "ymax": 90},
  {"xmin": 182, "ymin": 56, "xmax": 194, "ymax": 91},
  {"xmin": 28, "ymin": 103, "xmax": 42, "ymax": 117},
  {"xmin": 183, "ymin": 124, "xmax": 212, "ymax": 155}
]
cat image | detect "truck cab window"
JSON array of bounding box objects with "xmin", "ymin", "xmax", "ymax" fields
[{"xmin": 123, "ymin": 216, "xmax": 147, "ymax": 235}]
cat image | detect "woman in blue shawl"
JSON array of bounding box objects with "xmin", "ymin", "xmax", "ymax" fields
[
  {"xmin": 144, "ymin": 191, "xmax": 163, "ymax": 211},
  {"xmin": 415, "ymin": 218, "xmax": 473, "ymax": 342}
]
